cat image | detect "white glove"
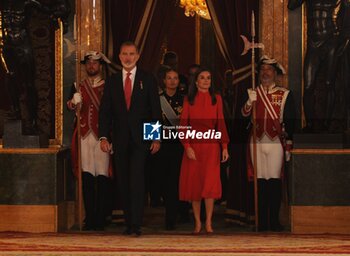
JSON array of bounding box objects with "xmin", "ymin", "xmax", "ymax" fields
[
  {"xmin": 71, "ymin": 92, "xmax": 82, "ymax": 105},
  {"xmin": 285, "ymin": 151, "xmax": 291, "ymax": 162},
  {"xmin": 247, "ymin": 89, "xmax": 257, "ymax": 105},
  {"xmin": 285, "ymin": 140, "xmax": 293, "ymax": 162}
]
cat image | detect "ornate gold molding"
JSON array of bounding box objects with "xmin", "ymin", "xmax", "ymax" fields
[
  {"xmin": 302, "ymin": 4, "xmax": 306, "ymax": 127},
  {"xmin": 52, "ymin": 20, "xmax": 63, "ymax": 146},
  {"xmin": 195, "ymin": 15, "xmax": 201, "ymax": 64},
  {"xmin": 0, "ymin": 146, "xmax": 63, "ymax": 154},
  {"xmin": 78, "ymin": 0, "xmax": 103, "ymax": 81}
]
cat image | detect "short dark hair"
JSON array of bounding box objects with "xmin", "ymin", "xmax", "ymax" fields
[{"xmin": 120, "ymin": 41, "xmax": 139, "ymax": 53}]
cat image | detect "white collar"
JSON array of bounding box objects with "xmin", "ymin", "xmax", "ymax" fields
[{"xmin": 122, "ymin": 66, "xmax": 137, "ymax": 77}]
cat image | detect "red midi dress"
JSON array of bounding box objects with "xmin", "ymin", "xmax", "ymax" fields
[{"xmin": 179, "ymin": 91, "xmax": 229, "ymax": 201}]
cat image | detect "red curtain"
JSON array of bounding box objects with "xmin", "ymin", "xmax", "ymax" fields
[
  {"xmin": 137, "ymin": 1, "xmax": 177, "ymax": 71},
  {"xmin": 206, "ymin": 0, "xmax": 258, "ymax": 70},
  {"xmin": 206, "ymin": 0, "xmax": 259, "ymax": 226},
  {"xmin": 105, "ymin": 0, "xmax": 147, "ymax": 64},
  {"xmin": 104, "ymin": 0, "xmax": 177, "ymax": 73}
]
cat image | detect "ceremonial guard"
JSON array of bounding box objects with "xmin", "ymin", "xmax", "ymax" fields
[
  {"xmin": 67, "ymin": 51, "xmax": 112, "ymax": 231},
  {"xmin": 241, "ymin": 56, "xmax": 295, "ymax": 231}
]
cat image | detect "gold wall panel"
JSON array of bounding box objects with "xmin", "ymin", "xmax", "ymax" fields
[
  {"xmin": 77, "ymin": 0, "xmax": 103, "ymax": 81},
  {"xmin": 260, "ymin": 0, "xmax": 289, "ymax": 87}
]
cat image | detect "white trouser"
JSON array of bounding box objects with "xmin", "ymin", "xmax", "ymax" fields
[
  {"xmin": 81, "ymin": 133, "xmax": 109, "ymax": 176},
  {"xmin": 250, "ymin": 134, "xmax": 283, "ymax": 179}
]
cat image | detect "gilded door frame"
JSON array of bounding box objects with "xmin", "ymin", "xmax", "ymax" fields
[{"xmin": 52, "ymin": 20, "xmax": 63, "ymax": 146}]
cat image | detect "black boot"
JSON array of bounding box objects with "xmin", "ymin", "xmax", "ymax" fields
[
  {"xmin": 82, "ymin": 172, "xmax": 96, "ymax": 230},
  {"xmin": 268, "ymin": 178, "xmax": 283, "ymax": 232},
  {"xmin": 258, "ymin": 179, "xmax": 268, "ymax": 231},
  {"xmin": 95, "ymin": 175, "xmax": 109, "ymax": 230}
]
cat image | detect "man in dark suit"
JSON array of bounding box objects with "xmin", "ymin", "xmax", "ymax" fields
[{"xmin": 99, "ymin": 41, "xmax": 161, "ymax": 236}]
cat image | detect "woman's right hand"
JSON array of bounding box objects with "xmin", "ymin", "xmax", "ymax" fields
[{"xmin": 186, "ymin": 147, "xmax": 196, "ymax": 160}]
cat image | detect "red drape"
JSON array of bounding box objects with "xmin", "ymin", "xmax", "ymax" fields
[
  {"xmin": 206, "ymin": 0, "xmax": 259, "ymax": 226},
  {"xmin": 104, "ymin": 0, "xmax": 177, "ymax": 73},
  {"xmin": 206, "ymin": 0, "xmax": 258, "ymax": 70},
  {"xmin": 137, "ymin": 0, "xmax": 177, "ymax": 71},
  {"xmin": 105, "ymin": 0, "xmax": 148, "ymax": 64}
]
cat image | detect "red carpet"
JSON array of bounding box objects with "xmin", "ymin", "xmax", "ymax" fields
[{"xmin": 1, "ymin": 232, "xmax": 350, "ymax": 255}]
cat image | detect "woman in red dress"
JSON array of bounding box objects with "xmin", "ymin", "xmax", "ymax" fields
[{"xmin": 179, "ymin": 68, "xmax": 229, "ymax": 234}]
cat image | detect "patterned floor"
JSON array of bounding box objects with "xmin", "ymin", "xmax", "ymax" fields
[
  {"xmin": 1, "ymin": 205, "xmax": 350, "ymax": 255},
  {"xmin": 1, "ymin": 232, "xmax": 350, "ymax": 255}
]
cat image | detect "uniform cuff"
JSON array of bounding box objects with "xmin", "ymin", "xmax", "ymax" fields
[{"xmin": 241, "ymin": 101, "xmax": 252, "ymax": 116}]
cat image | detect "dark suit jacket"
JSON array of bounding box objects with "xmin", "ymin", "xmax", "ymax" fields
[{"xmin": 99, "ymin": 68, "xmax": 161, "ymax": 151}]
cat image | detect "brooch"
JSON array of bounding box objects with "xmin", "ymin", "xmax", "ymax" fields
[{"xmin": 140, "ymin": 81, "xmax": 143, "ymax": 90}]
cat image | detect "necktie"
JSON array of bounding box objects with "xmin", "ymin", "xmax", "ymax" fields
[{"xmin": 124, "ymin": 72, "xmax": 132, "ymax": 110}]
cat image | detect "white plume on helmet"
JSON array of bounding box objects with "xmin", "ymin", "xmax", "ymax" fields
[{"xmin": 81, "ymin": 51, "xmax": 111, "ymax": 64}]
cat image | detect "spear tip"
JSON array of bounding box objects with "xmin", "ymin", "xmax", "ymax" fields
[{"xmin": 251, "ymin": 11, "xmax": 255, "ymax": 37}]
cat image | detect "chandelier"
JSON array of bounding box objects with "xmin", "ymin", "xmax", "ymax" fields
[{"xmin": 179, "ymin": 0, "xmax": 211, "ymax": 20}]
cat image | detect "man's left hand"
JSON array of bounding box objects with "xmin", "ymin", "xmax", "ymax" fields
[{"xmin": 150, "ymin": 141, "xmax": 161, "ymax": 154}]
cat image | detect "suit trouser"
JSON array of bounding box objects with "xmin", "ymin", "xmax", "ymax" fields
[
  {"xmin": 115, "ymin": 142, "xmax": 148, "ymax": 228},
  {"xmin": 160, "ymin": 142, "xmax": 183, "ymax": 225},
  {"xmin": 146, "ymin": 153, "xmax": 163, "ymax": 206}
]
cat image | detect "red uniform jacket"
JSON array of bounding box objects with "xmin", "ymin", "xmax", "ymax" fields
[
  {"xmin": 242, "ymin": 85, "xmax": 289, "ymax": 141},
  {"xmin": 68, "ymin": 78, "xmax": 113, "ymax": 177},
  {"xmin": 78, "ymin": 79, "xmax": 104, "ymax": 139},
  {"xmin": 242, "ymin": 84, "xmax": 293, "ymax": 181}
]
